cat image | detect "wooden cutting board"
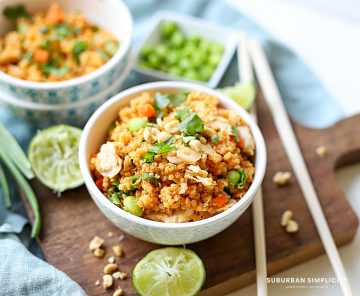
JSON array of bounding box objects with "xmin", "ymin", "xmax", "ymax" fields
[{"xmin": 23, "ymin": 92, "xmax": 359, "ymax": 296}]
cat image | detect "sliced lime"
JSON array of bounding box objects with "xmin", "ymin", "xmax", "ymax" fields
[
  {"xmin": 133, "ymin": 248, "xmax": 206, "ymax": 296},
  {"xmin": 219, "ymin": 81, "xmax": 256, "ymax": 110},
  {"xmin": 28, "ymin": 125, "xmax": 83, "ymax": 193}
]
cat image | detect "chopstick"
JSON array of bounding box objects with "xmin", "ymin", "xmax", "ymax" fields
[
  {"xmin": 238, "ymin": 33, "xmax": 268, "ymax": 296},
  {"xmin": 246, "ymin": 37, "xmax": 353, "ymax": 296}
]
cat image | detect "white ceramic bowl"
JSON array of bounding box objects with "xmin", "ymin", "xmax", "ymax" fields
[
  {"xmin": 134, "ymin": 11, "xmax": 237, "ymax": 88},
  {"xmin": 0, "ymin": 0, "xmax": 132, "ymax": 104},
  {"xmin": 0, "ymin": 56, "xmax": 132, "ymax": 128},
  {"xmin": 79, "ymin": 81, "xmax": 267, "ymax": 245}
]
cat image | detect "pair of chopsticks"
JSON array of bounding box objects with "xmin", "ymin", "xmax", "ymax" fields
[{"xmin": 238, "ymin": 35, "xmax": 353, "ymax": 295}]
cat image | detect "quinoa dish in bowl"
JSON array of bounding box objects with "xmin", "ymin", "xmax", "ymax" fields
[
  {"xmin": 80, "ymin": 82, "xmax": 266, "ymax": 245},
  {"xmin": 0, "ymin": 0, "xmax": 132, "ymax": 104}
]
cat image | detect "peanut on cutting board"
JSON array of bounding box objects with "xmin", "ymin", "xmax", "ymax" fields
[
  {"xmin": 273, "ymin": 171, "xmax": 292, "ymax": 186},
  {"xmin": 103, "ymin": 274, "xmax": 113, "ymax": 289},
  {"xmin": 280, "ymin": 210, "xmax": 299, "ymax": 233},
  {"xmin": 316, "ymin": 145, "xmax": 327, "ymax": 157}
]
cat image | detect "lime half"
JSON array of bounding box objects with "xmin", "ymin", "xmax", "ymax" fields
[
  {"xmin": 28, "ymin": 125, "xmax": 83, "ymax": 193},
  {"xmin": 133, "ymin": 248, "xmax": 206, "ymax": 296},
  {"xmin": 219, "ymin": 81, "xmax": 256, "ymax": 110}
]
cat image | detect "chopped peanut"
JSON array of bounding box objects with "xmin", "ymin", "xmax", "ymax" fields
[
  {"xmin": 316, "ymin": 145, "xmax": 327, "ymax": 157},
  {"xmin": 89, "ymin": 236, "xmax": 105, "ymax": 250},
  {"xmin": 108, "ymin": 256, "xmax": 116, "ymax": 264},
  {"xmin": 103, "ymin": 274, "xmax": 113, "ymax": 289},
  {"xmin": 280, "ymin": 210, "xmax": 293, "ymax": 227},
  {"xmin": 94, "ymin": 279, "xmax": 100, "ymax": 286},
  {"xmin": 93, "ymin": 248, "xmax": 105, "ymax": 258},
  {"xmin": 104, "ymin": 263, "xmax": 118, "ymax": 274},
  {"xmin": 112, "ymin": 271, "xmax": 121, "ymax": 280},
  {"xmin": 112, "ymin": 245, "xmax": 124, "ymax": 257},
  {"xmin": 286, "ymin": 220, "xmax": 299, "ymax": 233},
  {"xmin": 273, "ymin": 171, "xmax": 291, "ymax": 186},
  {"xmin": 119, "ymin": 272, "xmax": 127, "ymax": 280},
  {"xmin": 113, "ymin": 288, "xmax": 123, "ymax": 296},
  {"xmin": 107, "ymin": 232, "xmax": 114, "ymax": 238}
]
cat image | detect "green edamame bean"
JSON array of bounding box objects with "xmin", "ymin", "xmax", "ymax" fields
[{"xmin": 123, "ymin": 196, "xmax": 143, "ymax": 217}]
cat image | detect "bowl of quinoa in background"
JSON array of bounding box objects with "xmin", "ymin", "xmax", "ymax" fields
[
  {"xmin": 0, "ymin": 0, "xmax": 132, "ymax": 104},
  {"xmin": 79, "ymin": 81, "xmax": 266, "ymax": 245}
]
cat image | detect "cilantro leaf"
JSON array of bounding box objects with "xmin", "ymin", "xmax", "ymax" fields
[
  {"xmin": 141, "ymin": 152, "xmax": 155, "ymax": 163},
  {"xmin": 168, "ymin": 92, "xmax": 189, "ymax": 107},
  {"xmin": 142, "ymin": 172, "xmax": 161, "ymax": 186},
  {"xmin": 154, "ymin": 93, "xmax": 171, "ymax": 111},
  {"xmin": 141, "ymin": 136, "xmax": 177, "ymax": 163},
  {"xmin": 73, "ymin": 40, "xmax": 88, "ymax": 63},
  {"xmin": 236, "ymin": 168, "xmax": 247, "ymax": 188},
  {"xmin": 231, "ymin": 125, "xmax": 239, "ymax": 142},
  {"xmin": 109, "ymin": 192, "xmax": 122, "ymax": 205},
  {"xmin": 3, "ymin": 4, "xmax": 29, "ymax": 19},
  {"xmin": 177, "ymin": 113, "xmax": 204, "ymax": 136},
  {"xmin": 175, "ymin": 106, "xmax": 191, "ymax": 121}
]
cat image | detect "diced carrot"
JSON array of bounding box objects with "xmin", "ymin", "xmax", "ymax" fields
[
  {"xmin": 33, "ymin": 49, "xmax": 50, "ymax": 63},
  {"xmin": 45, "ymin": 3, "xmax": 64, "ymax": 25},
  {"xmin": 95, "ymin": 179, "xmax": 103, "ymax": 191},
  {"xmin": 213, "ymin": 193, "xmax": 229, "ymax": 207},
  {"xmin": 138, "ymin": 103, "xmax": 156, "ymax": 117},
  {"xmin": 236, "ymin": 137, "xmax": 244, "ymax": 148}
]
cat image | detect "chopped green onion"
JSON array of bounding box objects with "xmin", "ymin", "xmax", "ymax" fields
[
  {"xmin": 109, "ymin": 192, "xmax": 122, "ymax": 205},
  {"xmin": 128, "ymin": 117, "xmax": 147, "ymax": 132},
  {"xmin": 0, "ymin": 145, "xmax": 40, "ymax": 237},
  {"xmin": 54, "ymin": 24, "xmax": 69, "ymax": 38},
  {"xmin": 0, "ymin": 123, "xmax": 34, "ymax": 179},
  {"xmin": 142, "ymin": 172, "xmax": 161, "ymax": 186},
  {"xmin": 211, "ymin": 135, "xmax": 220, "ymax": 144},
  {"xmin": 41, "ymin": 64, "xmax": 69, "ymax": 78},
  {"xmin": 40, "ymin": 39, "xmax": 51, "ymax": 51},
  {"xmin": 73, "ymin": 40, "xmax": 88, "ymax": 63},
  {"xmin": 231, "ymin": 125, "xmax": 239, "ymax": 142},
  {"xmin": 0, "ymin": 162, "xmax": 11, "ymax": 209},
  {"xmin": 236, "ymin": 168, "xmax": 247, "ymax": 188}
]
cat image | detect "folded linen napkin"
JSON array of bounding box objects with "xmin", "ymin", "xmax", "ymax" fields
[{"xmin": 0, "ymin": 0, "xmax": 342, "ymax": 295}]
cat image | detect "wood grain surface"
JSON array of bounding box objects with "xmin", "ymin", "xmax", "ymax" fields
[{"xmin": 23, "ymin": 93, "xmax": 359, "ymax": 296}]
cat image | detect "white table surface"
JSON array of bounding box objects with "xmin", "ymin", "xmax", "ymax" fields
[{"xmin": 226, "ymin": 0, "xmax": 360, "ymax": 295}]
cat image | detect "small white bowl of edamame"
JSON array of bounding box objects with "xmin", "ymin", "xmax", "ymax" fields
[{"xmin": 134, "ymin": 11, "xmax": 237, "ymax": 88}]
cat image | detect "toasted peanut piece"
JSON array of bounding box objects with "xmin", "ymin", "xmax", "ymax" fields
[
  {"xmin": 286, "ymin": 220, "xmax": 299, "ymax": 233},
  {"xmin": 103, "ymin": 274, "xmax": 113, "ymax": 289},
  {"xmin": 273, "ymin": 171, "xmax": 291, "ymax": 186},
  {"xmin": 316, "ymin": 145, "xmax": 327, "ymax": 157},
  {"xmin": 93, "ymin": 248, "xmax": 105, "ymax": 258},
  {"xmin": 113, "ymin": 245, "xmax": 124, "ymax": 257},
  {"xmin": 89, "ymin": 236, "xmax": 105, "ymax": 250},
  {"xmin": 189, "ymin": 139, "xmax": 202, "ymax": 152},
  {"xmin": 183, "ymin": 136, "xmax": 196, "ymax": 143},
  {"xmin": 280, "ymin": 210, "xmax": 293, "ymax": 227},
  {"xmin": 113, "ymin": 288, "xmax": 123, "ymax": 296},
  {"xmin": 157, "ymin": 131, "xmax": 171, "ymax": 143},
  {"xmin": 94, "ymin": 279, "xmax": 100, "ymax": 286},
  {"xmin": 164, "ymin": 120, "xmax": 179, "ymax": 133},
  {"xmin": 199, "ymin": 136, "xmax": 207, "ymax": 144},
  {"xmin": 112, "ymin": 271, "xmax": 121, "ymax": 280},
  {"xmin": 104, "ymin": 263, "xmax": 118, "ymax": 274},
  {"xmin": 119, "ymin": 272, "xmax": 127, "ymax": 280},
  {"xmin": 108, "ymin": 256, "xmax": 116, "ymax": 264},
  {"xmin": 107, "ymin": 231, "xmax": 114, "ymax": 238}
]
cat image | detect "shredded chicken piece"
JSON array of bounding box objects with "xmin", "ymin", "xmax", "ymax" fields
[
  {"xmin": 237, "ymin": 126, "xmax": 255, "ymax": 156},
  {"xmin": 95, "ymin": 142, "xmax": 122, "ymax": 178}
]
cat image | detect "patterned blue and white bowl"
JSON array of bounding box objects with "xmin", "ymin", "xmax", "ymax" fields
[
  {"xmin": 0, "ymin": 0, "xmax": 132, "ymax": 105},
  {"xmin": 0, "ymin": 58, "xmax": 132, "ymax": 128}
]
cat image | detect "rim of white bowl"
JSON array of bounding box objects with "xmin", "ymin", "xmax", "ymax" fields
[
  {"xmin": 0, "ymin": 56, "xmax": 133, "ymax": 110},
  {"xmin": 79, "ymin": 81, "xmax": 267, "ymax": 229},
  {"xmin": 0, "ymin": 0, "xmax": 132, "ymax": 90}
]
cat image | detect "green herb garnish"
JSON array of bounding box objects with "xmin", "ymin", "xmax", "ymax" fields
[
  {"xmin": 154, "ymin": 93, "xmax": 171, "ymax": 111},
  {"xmin": 130, "ymin": 174, "xmax": 141, "ymax": 189},
  {"xmin": 17, "ymin": 23, "xmax": 28, "ymax": 34},
  {"xmin": 42, "ymin": 64, "xmax": 69, "ymax": 78},
  {"xmin": 236, "ymin": 168, "xmax": 247, "ymax": 188},
  {"xmin": 142, "ymin": 172, "xmax": 161, "ymax": 186},
  {"xmin": 3, "ymin": 4, "xmax": 29, "ymax": 19},
  {"xmin": 109, "ymin": 192, "xmax": 122, "ymax": 205},
  {"xmin": 73, "ymin": 40, "xmax": 88, "ymax": 63},
  {"xmin": 177, "ymin": 112, "xmax": 204, "ymax": 136},
  {"xmin": 168, "ymin": 92, "xmax": 189, "ymax": 107},
  {"xmin": 141, "ymin": 152, "xmax": 155, "ymax": 163},
  {"xmin": 175, "ymin": 106, "xmax": 191, "ymax": 121},
  {"xmin": 141, "ymin": 136, "xmax": 177, "ymax": 163},
  {"xmin": 231, "ymin": 125, "xmax": 239, "ymax": 142},
  {"xmin": 54, "ymin": 24, "xmax": 69, "ymax": 38},
  {"xmin": 40, "ymin": 40, "xmax": 51, "ymax": 51},
  {"xmin": 211, "ymin": 135, "xmax": 220, "ymax": 144},
  {"xmin": 39, "ymin": 26, "xmax": 49, "ymax": 34}
]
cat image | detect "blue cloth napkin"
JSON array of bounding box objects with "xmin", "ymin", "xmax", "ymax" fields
[{"xmin": 0, "ymin": 0, "xmax": 343, "ymax": 295}]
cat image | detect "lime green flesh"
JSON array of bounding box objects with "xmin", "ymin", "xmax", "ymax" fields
[
  {"xmin": 219, "ymin": 81, "xmax": 256, "ymax": 110},
  {"xmin": 28, "ymin": 125, "xmax": 83, "ymax": 193},
  {"xmin": 133, "ymin": 248, "xmax": 206, "ymax": 296}
]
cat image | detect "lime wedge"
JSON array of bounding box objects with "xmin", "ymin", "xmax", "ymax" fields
[
  {"xmin": 28, "ymin": 125, "xmax": 83, "ymax": 193},
  {"xmin": 133, "ymin": 248, "xmax": 206, "ymax": 296},
  {"xmin": 219, "ymin": 81, "xmax": 256, "ymax": 110}
]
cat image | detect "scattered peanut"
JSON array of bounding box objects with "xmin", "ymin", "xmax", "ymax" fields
[
  {"xmin": 108, "ymin": 256, "xmax": 116, "ymax": 264},
  {"xmin": 112, "ymin": 271, "xmax": 121, "ymax": 280},
  {"xmin": 113, "ymin": 245, "xmax": 124, "ymax": 257},
  {"xmin": 189, "ymin": 139, "xmax": 202, "ymax": 152},
  {"xmin": 286, "ymin": 220, "xmax": 299, "ymax": 233},
  {"xmin": 113, "ymin": 288, "xmax": 123, "ymax": 296},
  {"xmin": 273, "ymin": 171, "xmax": 291, "ymax": 186},
  {"xmin": 199, "ymin": 136, "xmax": 207, "ymax": 144},
  {"xmin": 107, "ymin": 232, "xmax": 114, "ymax": 238},
  {"xmin": 89, "ymin": 236, "xmax": 105, "ymax": 250},
  {"xmin": 280, "ymin": 210, "xmax": 293, "ymax": 227},
  {"xmin": 104, "ymin": 263, "xmax": 118, "ymax": 274},
  {"xmin": 103, "ymin": 274, "xmax": 113, "ymax": 289},
  {"xmin": 316, "ymin": 145, "xmax": 327, "ymax": 157},
  {"xmin": 94, "ymin": 279, "xmax": 100, "ymax": 286},
  {"xmin": 93, "ymin": 248, "xmax": 105, "ymax": 258},
  {"xmin": 119, "ymin": 272, "xmax": 127, "ymax": 280}
]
